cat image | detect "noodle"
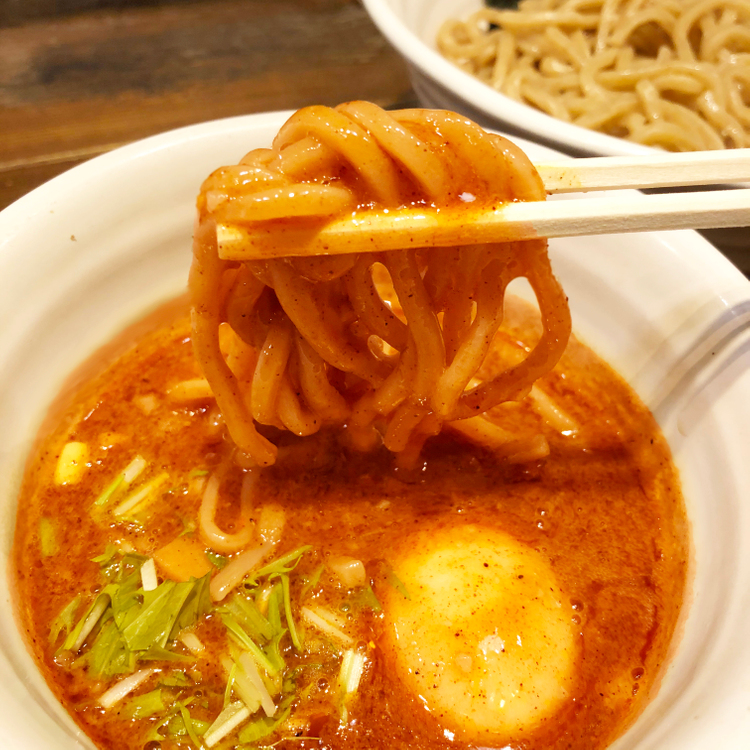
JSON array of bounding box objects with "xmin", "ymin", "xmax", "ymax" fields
[
  {"xmin": 438, "ymin": 0, "xmax": 750, "ymax": 150},
  {"xmin": 190, "ymin": 103, "xmax": 571, "ymax": 467},
  {"xmin": 198, "ymin": 471, "xmax": 255, "ymax": 554}
]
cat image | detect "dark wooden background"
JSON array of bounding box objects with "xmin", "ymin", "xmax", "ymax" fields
[
  {"xmin": 0, "ymin": 0, "xmax": 415, "ymax": 209},
  {"xmin": 0, "ymin": 0, "xmax": 746, "ymax": 270}
]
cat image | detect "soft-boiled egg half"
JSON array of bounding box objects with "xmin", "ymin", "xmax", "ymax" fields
[{"xmin": 381, "ymin": 524, "xmax": 578, "ymax": 742}]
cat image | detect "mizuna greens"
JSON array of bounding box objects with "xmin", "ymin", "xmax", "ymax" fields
[{"xmin": 50, "ymin": 538, "xmax": 378, "ymax": 748}]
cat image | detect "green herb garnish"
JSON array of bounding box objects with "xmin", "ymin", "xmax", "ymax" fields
[
  {"xmin": 385, "ymin": 563, "xmax": 411, "ymax": 600},
  {"xmin": 245, "ymin": 546, "xmax": 311, "ymax": 585},
  {"xmin": 221, "ymin": 593, "xmax": 274, "ymax": 642},
  {"xmin": 206, "ymin": 549, "xmax": 228, "ymax": 569},
  {"xmin": 353, "ymin": 584, "xmax": 382, "ymax": 613},
  {"xmin": 281, "ymin": 574, "xmax": 303, "ymax": 651},
  {"xmin": 59, "ymin": 548, "xmax": 211, "ymax": 677},
  {"xmin": 221, "ymin": 613, "xmax": 281, "ymax": 675},
  {"xmin": 237, "ymin": 696, "xmax": 293, "ymax": 744},
  {"xmin": 123, "ymin": 688, "xmax": 166, "ymax": 719},
  {"xmin": 49, "ymin": 595, "xmax": 81, "ymax": 644}
]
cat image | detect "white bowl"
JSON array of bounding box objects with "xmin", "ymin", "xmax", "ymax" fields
[
  {"xmin": 362, "ymin": 0, "xmax": 750, "ymax": 273},
  {"xmin": 363, "ymin": 0, "xmax": 674, "ymax": 157},
  {"xmin": 0, "ymin": 113, "xmax": 750, "ymax": 749}
]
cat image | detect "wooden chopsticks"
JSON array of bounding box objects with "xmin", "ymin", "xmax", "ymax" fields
[
  {"xmin": 537, "ymin": 149, "xmax": 750, "ymax": 192},
  {"xmin": 215, "ymin": 149, "xmax": 750, "ymax": 261}
]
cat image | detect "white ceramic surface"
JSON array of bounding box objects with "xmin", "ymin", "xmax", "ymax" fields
[
  {"xmin": 364, "ymin": 0, "xmax": 669, "ymax": 157},
  {"xmin": 1, "ymin": 113, "xmax": 750, "ymax": 749}
]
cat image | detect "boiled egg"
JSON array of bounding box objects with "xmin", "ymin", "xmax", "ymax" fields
[{"xmin": 381, "ymin": 524, "xmax": 577, "ymax": 742}]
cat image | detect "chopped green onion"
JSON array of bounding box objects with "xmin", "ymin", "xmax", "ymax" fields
[
  {"xmin": 239, "ymin": 652, "xmax": 277, "ymax": 717},
  {"xmin": 113, "ymin": 472, "xmax": 170, "ymax": 518},
  {"xmin": 203, "ymin": 700, "xmax": 251, "ymax": 748},
  {"xmin": 123, "ymin": 688, "xmax": 165, "ymax": 719},
  {"xmin": 221, "ymin": 593, "xmax": 274, "ymax": 642},
  {"xmin": 189, "ymin": 468, "xmax": 210, "ymax": 478},
  {"xmin": 281, "ymin": 574, "xmax": 302, "ymax": 651},
  {"xmin": 178, "ymin": 631, "xmax": 205, "ymax": 656},
  {"xmin": 93, "ymin": 455, "xmax": 148, "ymax": 509},
  {"xmin": 64, "ymin": 592, "xmax": 111, "ymax": 652},
  {"xmin": 122, "ymin": 454, "xmax": 148, "ymax": 484},
  {"xmin": 300, "ymin": 564, "xmax": 324, "ymax": 598},
  {"xmin": 92, "ymin": 545, "xmax": 119, "ymax": 565},
  {"xmin": 230, "ymin": 659, "xmax": 263, "ymax": 714},
  {"xmin": 98, "ymin": 667, "xmax": 155, "ymax": 709},
  {"xmin": 237, "ymin": 699, "xmax": 292, "ymax": 744},
  {"xmin": 206, "ymin": 549, "xmax": 228, "ymax": 569},
  {"xmin": 179, "ymin": 516, "xmax": 197, "ymax": 536},
  {"xmin": 339, "ymin": 649, "xmax": 366, "ymax": 695},
  {"xmin": 246, "ymin": 546, "xmax": 312, "ymax": 584},
  {"xmin": 93, "ymin": 475, "xmax": 124, "ymax": 508},
  {"xmin": 159, "ymin": 671, "xmax": 192, "ymax": 687},
  {"xmin": 140, "ymin": 558, "xmax": 158, "ymax": 591},
  {"xmin": 300, "ymin": 606, "xmax": 353, "ymax": 647},
  {"xmin": 265, "ymin": 583, "xmax": 283, "ymax": 634},
  {"xmin": 49, "ymin": 595, "xmax": 81, "ymax": 644},
  {"xmin": 54, "ymin": 441, "xmax": 89, "ymax": 486},
  {"xmin": 338, "ymin": 649, "xmax": 366, "ymax": 724},
  {"xmin": 223, "ymin": 659, "xmax": 237, "ymax": 708},
  {"xmin": 39, "ymin": 517, "xmax": 58, "ymax": 556},
  {"xmin": 353, "ymin": 584, "xmax": 382, "ymax": 613},
  {"xmin": 385, "ymin": 564, "xmax": 411, "ymax": 600},
  {"xmin": 221, "ymin": 614, "xmax": 279, "ymax": 675},
  {"xmin": 178, "ymin": 701, "xmax": 206, "ymax": 748}
]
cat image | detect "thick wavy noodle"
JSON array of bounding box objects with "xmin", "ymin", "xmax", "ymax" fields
[
  {"xmin": 438, "ymin": 0, "xmax": 750, "ymax": 151},
  {"xmin": 190, "ymin": 103, "xmax": 571, "ymax": 467}
]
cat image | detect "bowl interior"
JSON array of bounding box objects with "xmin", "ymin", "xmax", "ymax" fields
[{"xmin": 1, "ymin": 114, "xmax": 749, "ymax": 749}]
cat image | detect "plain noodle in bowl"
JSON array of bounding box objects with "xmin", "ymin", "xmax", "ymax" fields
[{"xmin": 438, "ymin": 0, "xmax": 750, "ymax": 151}]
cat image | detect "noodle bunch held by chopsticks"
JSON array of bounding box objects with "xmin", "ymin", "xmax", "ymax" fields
[
  {"xmin": 438, "ymin": 0, "xmax": 750, "ymax": 151},
  {"xmin": 190, "ymin": 102, "xmax": 571, "ymax": 467}
]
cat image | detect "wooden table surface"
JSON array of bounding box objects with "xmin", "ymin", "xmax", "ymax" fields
[
  {"xmin": 0, "ymin": 0, "xmax": 415, "ymax": 208},
  {"xmin": 0, "ymin": 0, "xmax": 747, "ymax": 271}
]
